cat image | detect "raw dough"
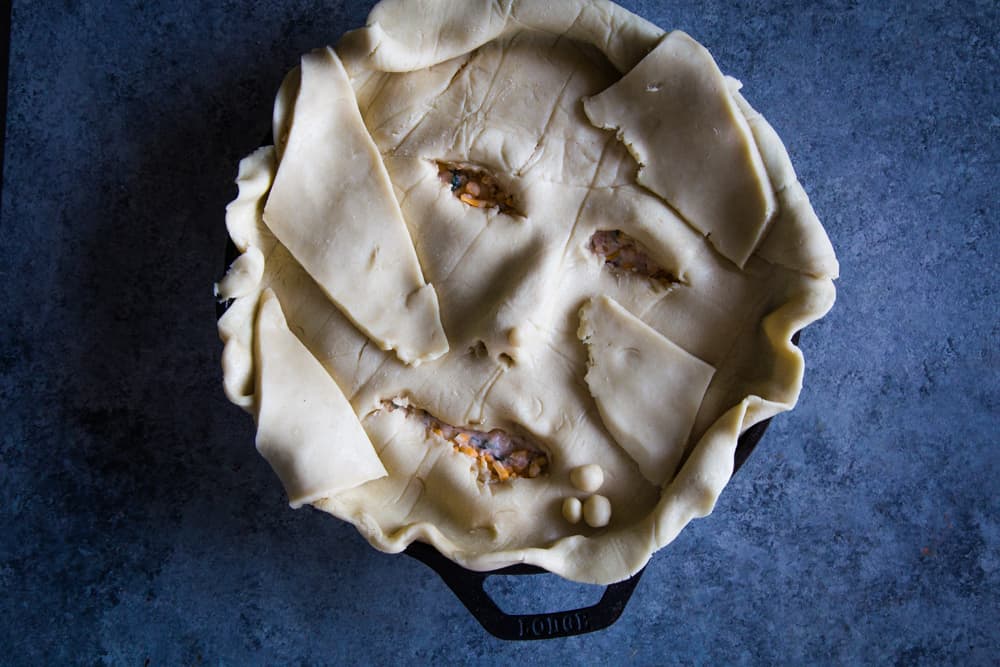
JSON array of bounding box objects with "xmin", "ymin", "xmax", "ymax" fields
[
  {"xmin": 583, "ymin": 495, "xmax": 613, "ymax": 528},
  {"xmin": 216, "ymin": 0, "xmax": 837, "ymax": 584},
  {"xmin": 579, "ymin": 295, "xmax": 716, "ymax": 486},
  {"xmin": 263, "ymin": 47, "xmax": 448, "ymax": 365},
  {"xmin": 570, "ymin": 464, "xmax": 605, "ymax": 493},
  {"xmin": 562, "ymin": 497, "xmax": 583, "ymax": 524},
  {"xmin": 583, "ymin": 31, "xmax": 776, "ymax": 268},
  {"xmin": 254, "ymin": 289, "xmax": 388, "ymax": 507}
]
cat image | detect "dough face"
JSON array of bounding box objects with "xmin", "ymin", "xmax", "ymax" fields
[{"xmin": 217, "ymin": 0, "xmax": 838, "ymax": 584}]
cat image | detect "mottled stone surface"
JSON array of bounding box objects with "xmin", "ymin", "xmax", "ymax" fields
[{"xmin": 1, "ymin": 0, "xmax": 997, "ymax": 663}]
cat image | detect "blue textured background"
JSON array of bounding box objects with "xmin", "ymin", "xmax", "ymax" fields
[{"xmin": 2, "ymin": 0, "xmax": 997, "ymax": 663}]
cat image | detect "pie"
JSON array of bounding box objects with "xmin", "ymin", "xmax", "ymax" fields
[{"xmin": 216, "ymin": 0, "xmax": 839, "ymax": 584}]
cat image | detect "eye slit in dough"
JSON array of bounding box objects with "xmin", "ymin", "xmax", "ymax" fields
[
  {"xmin": 382, "ymin": 400, "xmax": 549, "ymax": 484},
  {"xmin": 590, "ymin": 229, "xmax": 679, "ymax": 289},
  {"xmin": 436, "ymin": 161, "xmax": 522, "ymax": 217}
]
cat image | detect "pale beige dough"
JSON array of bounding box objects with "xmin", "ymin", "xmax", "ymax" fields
[
  {"xmin": 562, "ymin": 497, "xmax": 583, "ymax": 524},
  {"xmin": 216, "ymin": 0, "xmax": 837, "ymax": 584},
  {"xmin": 570, "ymin": 464, "xmax": 604, "ymax": 493},
  {"xmin": 583, "ymin": 495, "xmax": 613, "ymax": 528},
  {"xmin": 579, "ymin": 295, "xmax": 716, "ymax": 486},
  {"xmin": 253, "ymin": 290, "xmax": 388, "ymax": 507},
  {"xmin": 583, "ymin": 31, "xmax": 776, "ymax": 268},
  {"xmin": 263, "ymin": 47, "xmax": 448, "ymax": 366}
]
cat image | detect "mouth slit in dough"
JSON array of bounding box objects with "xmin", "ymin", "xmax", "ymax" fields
[{"xmin": 382, "ymin": 400, "xmax": 549, "ymax": 483}]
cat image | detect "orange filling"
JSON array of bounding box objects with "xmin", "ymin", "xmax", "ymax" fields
[{"xmin": 386, "ymin": 401, "xmax": 547, "ymax": 483}]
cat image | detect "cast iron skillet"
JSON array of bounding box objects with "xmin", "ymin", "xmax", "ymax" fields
[
  {"xmin": 217, "ymin": 238, "xmax": 796, "ymax": 640},
  {"xmin": 400, "ymin": 416, "xmax": 779, "ymax": 640}
]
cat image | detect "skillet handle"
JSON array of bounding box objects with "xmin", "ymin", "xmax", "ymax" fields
[{"xmin": 404, "ymin": 542, "xmax": 644, "ymax": 640}]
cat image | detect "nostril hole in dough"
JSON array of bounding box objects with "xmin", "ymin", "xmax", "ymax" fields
[
  {"xmin": 469, "ymin": 342, "xmax": 514, "ymax": 368},
  {"xmin": 436, "ymin": 161, "xmax": 523, "ymax": 216},
  {"xmin": 589, "ymin": 229, "xmax": 679, "ymax": 288}
]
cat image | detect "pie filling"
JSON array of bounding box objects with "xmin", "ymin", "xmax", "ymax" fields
[
  {"xmin": 590, "ymin": 229, "xmax": 678, "ymax": 287},
  {"xmin": 383, "ymin": 400, "xmax": 549, "ymax": 483},
  {"xmin": 437, "ymin": 162, "xmax": 521, "ymax": 216}
]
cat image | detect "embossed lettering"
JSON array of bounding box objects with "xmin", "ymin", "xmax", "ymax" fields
[{"xmin": 517, "ymin": 612, "xmax": 591, "ymax": 638}]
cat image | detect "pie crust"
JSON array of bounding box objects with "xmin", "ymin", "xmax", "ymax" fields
[{"xmin": 217, "ymin": 0, "xmax": 838, "ymax": 584}]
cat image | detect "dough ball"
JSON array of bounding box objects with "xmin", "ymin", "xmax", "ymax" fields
[
  {"xmin": 570, "ymin": 464, "xmax": 605, "ymax": 493},
  {"xmin": 562, "ymin": 497, "xmax": 582, "ymax": 524},
  {"xmin": 583, "ymin": 494, "xmax": 612, "ymax": 528}
]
